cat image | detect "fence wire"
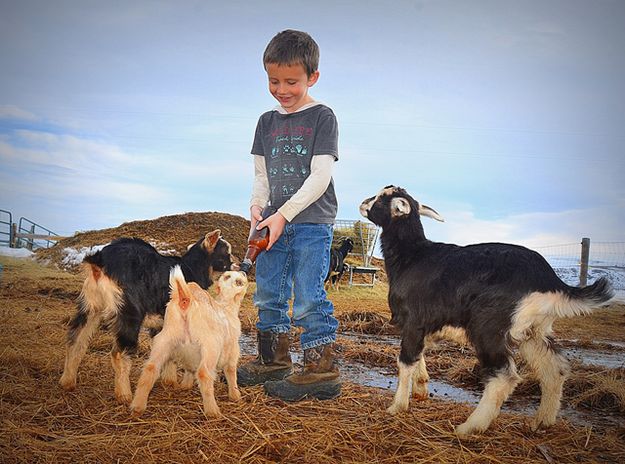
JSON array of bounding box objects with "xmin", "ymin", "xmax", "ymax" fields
[{"xmin": 532, "ymin": 241, "xmax": 625, "ymax": 291}]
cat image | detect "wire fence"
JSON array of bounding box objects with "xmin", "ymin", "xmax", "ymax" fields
[{"xmin": 532, "ymin": 240, "xmax": 625, "ymax": 291}]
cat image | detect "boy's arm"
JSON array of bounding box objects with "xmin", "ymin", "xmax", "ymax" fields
[
  {"xmin": 249, "ymin": 155, "xmax": 269, "ymax": 233},
  {"xmin": 250, "ymin": 155, "xmax": 270, "ymax": 210},
  {"xmin": 277, "ymin": 154, "xmax": 335, "ymax": 222}
]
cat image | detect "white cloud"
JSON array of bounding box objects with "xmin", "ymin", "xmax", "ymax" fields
[
  {"xmin": 0, "ymin": 105, "xmax": 38, "ymax": 121},
  {"xmin": 430, "ymin": 203, "xmax": 624, "ymax": 249},
  {"xmin": 13, "ymin": 130, "xmax": 142, "ymax": 170}
]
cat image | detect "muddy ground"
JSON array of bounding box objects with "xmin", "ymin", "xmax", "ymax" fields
[{"xmin": 1, "ymin": 212, "xmax": 624, "ymax": 463}]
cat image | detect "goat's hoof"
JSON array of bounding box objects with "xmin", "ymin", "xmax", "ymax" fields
[
  {"xmin": 386, "ymin": 403, "xmax": 407, "ymax": 415},
  {"xmin": 530, "ymin": 416, "xmax": 555, "ymax": 432},
  {"xmin": 180, "ymin": 380, "xmax": 194, "ymax": 390},
  {"xmin": 115, "ymin": 391, "xmax": 132, "ymax": 405},
  {"xmin": 454, "ymin": 423, "xmax": 473, "ymax": 438},
  {"xmin": 130, "ymin": 405, "xmax": 145, "ymax": 417},
  {"xmin": 203, "ymin": 408, "xmax": 222, "ymax": 418},
  {"xmin": 161, "ymin": 378, "xmax": 178, "ymax": 389},
  {"xmin": 412, "ymin": 383, "xmax": 429, "ymax": 401},
  {"xmin": 180, "ymin": 372, "xmax": 195, "ymax": 390},
  {"xmin": 456, "ymin": 420, "xmax": 488, "ymax": 438},
  {"xmin": 59, "ymin": 377, "xmax": 76, "ymax": 391}
]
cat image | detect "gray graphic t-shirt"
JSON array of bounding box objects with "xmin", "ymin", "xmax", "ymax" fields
[{"xmin": 251, "ymin": 104, "xmax": 339, "ymax": 224}]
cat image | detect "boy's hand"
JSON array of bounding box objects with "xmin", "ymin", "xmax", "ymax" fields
[
  {"xmin": 249, "ymin": 206, "xmax": 263, "ymax": 236},
  {"xmin": 257, "ymin": 211, "xmax": 286, "ymax": 250}
]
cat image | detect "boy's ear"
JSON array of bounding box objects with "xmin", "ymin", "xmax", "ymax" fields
[{"xmin": 307, "ymin": 70, "xmax": 320, "ymax": 87}]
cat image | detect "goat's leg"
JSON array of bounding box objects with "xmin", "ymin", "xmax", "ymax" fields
[
  {"xmin": 197, "ymin": 350, "xmax": 221, "ymax": 417},
  {"xmin": 111, "ymin": 311, "xmax": 142, "ymax": 404},
  {"xmin": 180, "ymin": 370, "xmax": 195, "ymax": 390},
  {"xmin": 519, "ymin": 337, "xmax": 570, "ymax": 431},
  {"xmin": 160, "ymin": 360, "xmax": 179, "ymax": 388},
  {"xmin": 223, "ymin": 345, "xmax": 241, "ymax": 402},
  {"xmin": 456, "ymin": 359, "xmax": 520, "ymax": 437},
  {"xmin": 411, "ymin": 354, "xmax": 429, "ymax": 400},
  {"xmin": 60, "ymin": 306, "xmax": 102, "ymax": 391},
  {"xmin": 111, "ymin": 347, "xmax": 133, "ymax": 404},
  {"xmin": 387, "ymin": 329, "xmax": 424, "ymax": 414},
  {"xmin": 130, "ymin": 332, "xmax": 176, "ymax": 416}
]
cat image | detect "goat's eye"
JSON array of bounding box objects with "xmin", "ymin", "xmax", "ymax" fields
[{"xmin": 224, "ymin": 274, "xmax": 231, "ymax": 280}]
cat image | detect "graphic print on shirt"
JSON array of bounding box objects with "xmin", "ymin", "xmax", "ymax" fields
[{"xmin": 267, "ymin": 123, "xmax": 314, "ymax": 205}]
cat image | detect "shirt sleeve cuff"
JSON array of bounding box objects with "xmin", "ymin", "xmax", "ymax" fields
[{"xmin": 277, "ymin": 203, "xmax": 297, "ymax": 222}]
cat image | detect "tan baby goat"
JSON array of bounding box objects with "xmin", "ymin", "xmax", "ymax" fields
[{"xmin": 130, "ymin": 266, "xmax": 248, "ymax": 417}]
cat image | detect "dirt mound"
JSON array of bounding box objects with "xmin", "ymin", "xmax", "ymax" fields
[
  {"xmin": 35, "ymin": 211, "xmax": 251, "ymax": 272},
  {"xmin": 34, "ymin": 211, "xmax": 387, "ymax": 283}
]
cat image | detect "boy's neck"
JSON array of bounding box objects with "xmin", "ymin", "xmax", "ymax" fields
[{"xmin": 275, "ymin": 100, "xmax": 320, "ymax": 114}]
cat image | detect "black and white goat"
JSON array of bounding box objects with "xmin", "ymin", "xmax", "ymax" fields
[
  {"xmin": 325, "ymin": 237, "xmax": 354, "ymax": 290},
  {"xmin": 360, "ymin": 186, "xmax": 613, "ymax": 436},
  {"xmin": 59, "ymin": 230, "xmax": 237, "ymax": 404}
]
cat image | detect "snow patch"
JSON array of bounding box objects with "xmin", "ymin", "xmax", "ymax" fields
[
  {"xmin": 0, "ymin": 247, "xmax": 35, "ymax": 258},
  {"xmin": 61, "ymin": 244, "xmax": 108, "ymax": 268}
]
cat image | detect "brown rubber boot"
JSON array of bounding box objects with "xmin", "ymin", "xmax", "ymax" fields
[
  {"xmin": 237, "ymin": 331, "xmax": 293, "ymax": 387},
  {"xmin": 264, "ymin": 344, "xmax": 341, "ymax": 401}
]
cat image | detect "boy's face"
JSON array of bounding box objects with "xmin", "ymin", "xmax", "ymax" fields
[{"xmin": 266, "ymin": 63, "xmax": 319, "ymax": 113}]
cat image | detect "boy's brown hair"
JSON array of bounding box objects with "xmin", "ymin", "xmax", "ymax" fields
[{"xmin": 263, "ymin": 29, "xmax": 319, "ymax": 77}]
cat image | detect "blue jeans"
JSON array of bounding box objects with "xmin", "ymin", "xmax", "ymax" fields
[{"xmin": 254, "ymin": 223, "xmax": 338, "ymax": 350}]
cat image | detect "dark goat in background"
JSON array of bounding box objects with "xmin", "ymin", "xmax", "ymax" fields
[
  {"xmin": 360, "ymin": 186, "xmax": 613, "ymax": 436},
  {"xmin": 325, "ymin": 237, "xmax": 354, "ymax": 289},
  {"xmin": 59, "ymin": 230, "xmax": 236, "ymax": 403}
]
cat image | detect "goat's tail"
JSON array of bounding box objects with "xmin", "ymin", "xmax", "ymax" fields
[
  {"xmin": 169, "ymin": 265, "xmax": 192, "ymax": 312},
  {"xmin": 78, "ymin": 261, "xmax": 123, "ymax": 319},
  {"xmin": 510, "ymin": 277, "xmax": 613, "ymax": 342},
  {"xmin": 555, "ymin": 277, "xmax": 614, "ymax": 318}
]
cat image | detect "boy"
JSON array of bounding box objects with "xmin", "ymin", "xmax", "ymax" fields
[{"xmin": 237, "ymin": 29, "xmax": 340, "ymax": 401}]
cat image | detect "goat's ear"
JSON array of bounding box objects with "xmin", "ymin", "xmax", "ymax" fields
[
  {"xmin": 390, "ymin": 197, "xmax": 411, "ymax": 217},
  {"xmin": 203, "ymin": 229, "xmax": 221, "ymax": 252},
  {"xmin": 418, "ymin": 204, "xmax": 444, "ymax": 222}
]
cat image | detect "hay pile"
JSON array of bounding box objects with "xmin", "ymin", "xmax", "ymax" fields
[
  {"xmin": 2, "ymin": 255, "xmax": 625, "ymax": 463},
  {"xmin": 33, "ymin": 211, "xmax": 386, "ymax": 284},
  {"xmin": 35, "ymin": 211, "xmax": 251, "ymax": 273}
]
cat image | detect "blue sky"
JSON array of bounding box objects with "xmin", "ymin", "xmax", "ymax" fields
[{"xmin": 1, "ymin": 0, "xmax": 624, "ymax": 248}]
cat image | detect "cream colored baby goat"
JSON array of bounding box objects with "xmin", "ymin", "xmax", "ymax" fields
[{"xmin": 130, "ymin": 266, "xmax": 248, "ymax": 417}]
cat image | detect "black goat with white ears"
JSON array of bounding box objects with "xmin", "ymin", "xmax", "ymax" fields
[{"xmin": 360, "ymin": 185, "xmax": 613, "ymax": 436}]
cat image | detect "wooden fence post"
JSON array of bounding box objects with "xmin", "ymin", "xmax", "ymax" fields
[
  {"xmin": 10, "ymin": 223, "xmax": 17, "ymax": 248},
  {"xmin": 579, "ymin": 237, "xmax": 590, "ymax": 287}
]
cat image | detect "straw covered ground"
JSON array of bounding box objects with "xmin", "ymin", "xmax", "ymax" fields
[{"xmin": 1, "ymin": 212, "xmax": 625, "ymax": 463}]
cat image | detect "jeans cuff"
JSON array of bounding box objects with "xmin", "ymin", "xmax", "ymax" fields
[
  {"xmin": 256, "ymin": 324, "xmax": 291, "ymax": 335},
  {"xmin": 301, "ymin": 335, "xmax": 336, "ymax": 351}
]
